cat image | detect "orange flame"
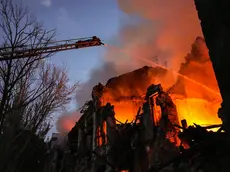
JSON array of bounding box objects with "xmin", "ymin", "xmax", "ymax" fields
[
  {"xmin": 101, "ymin": 96, "xmax": 221, "ymax": 127},
  {"xmin": 175, "ymin": 98, "xmax": 221, "ymax": 127}
]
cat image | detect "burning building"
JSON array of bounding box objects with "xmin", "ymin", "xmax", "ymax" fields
[
  {"xmin": 65, "ymin": 80, "xmax": 181, "ymax": 172},
  {"xmin": 97, "ymin": 37, "xmax": 221, "ymax": 129},
  {"xmin": 44, "ymin": 36, "xmax": 228, "ymax": 172},
  {"xmin": 43, "ymin": 0, "xmax": 230, "ymax": 170}
]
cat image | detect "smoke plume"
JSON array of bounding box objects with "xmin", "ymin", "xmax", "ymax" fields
[
  {"xmin": 56, "ymin": 111, "xmax": 81, "ymax": 134},
  {"xmin": 76, "ymin": 62, "xmax": 117, "ymax": 106},
  {"xmin": 76, "ymin": 0, "xmax": 203, "ymax": 107},
  {"xmin": 171, "ymin": 37, "xmax": 220, "ymax": 100}
]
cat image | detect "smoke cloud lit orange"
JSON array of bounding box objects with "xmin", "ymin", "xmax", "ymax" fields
[
  {"xmin": 77, "ymin": 0, "xmax": 204, "ymax": 106},
  {"xmin": 104, "ymin": 0, "xmax": 203, "ymax": 72},
  {"xmin": 74, "ymin": 0, "xmax": 221, "ymax": 133},
  {"xmin": 56, "ymin": 111, "xmax": 81, "ymax": 134}
]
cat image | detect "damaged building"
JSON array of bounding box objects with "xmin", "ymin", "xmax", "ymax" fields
[
  {"xmin": 52, "ymin": 66, "xmax": 182, "ymax": 172},
  {"xmin": 44, "ymin": 30, "xmax": 229, "ymax": 172},
  {"xmin": 45, "ymin": 63, "xmax": 228, "ymax": 172}
]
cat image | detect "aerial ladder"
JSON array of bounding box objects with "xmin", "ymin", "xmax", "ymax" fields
[{"xmin": 0, "ymin": 36, "xmax": 104, "ymax": 61}]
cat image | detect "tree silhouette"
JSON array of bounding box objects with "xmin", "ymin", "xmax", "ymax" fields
[{"xmin": 0, "ymin": 0, "xmax": 78, "ymax": 171}]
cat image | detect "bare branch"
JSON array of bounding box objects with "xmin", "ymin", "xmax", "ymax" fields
[{"xmin": 0, "ymin": 1, "xmax": 78, "ymax": 171}]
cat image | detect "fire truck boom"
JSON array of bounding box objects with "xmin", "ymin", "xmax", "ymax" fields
[{"xmin": 0, "ymin": 36, "xmax": 104, "ymax": 61}]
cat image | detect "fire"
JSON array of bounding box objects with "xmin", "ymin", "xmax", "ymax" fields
[
  {"xmin": 100, "ymin": 79, "xmax": 221, "ymax": 128},
  {"xmin": 174, "ymin": 98, "xmax": 221, "ymax": 126},
  {"xmin": 111, "ymin": 101, "xmax": 143, "ymax": 123},
  {"xmin": 101, "ymin": 95, "xmax": 221, "ymax": 127},
  {"xmin": 99, "ymin": 37, "xmax": 222, "ymax": 128}
]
